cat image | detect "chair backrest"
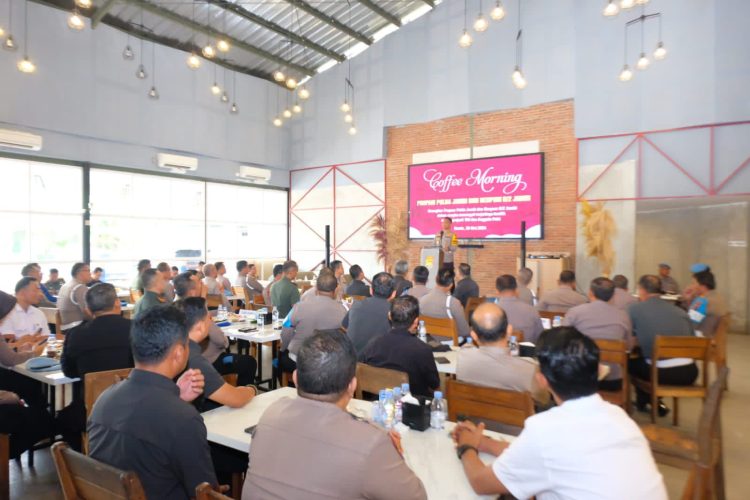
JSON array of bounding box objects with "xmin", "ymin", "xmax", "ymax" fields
[
  {"xmin": 346, "ymin": 295, "xmax": 367, "ymax": 302},
  {"xmin": 710, "ymin": 314, "xmax": 730, "ymax": 368},
  {"xmin": 129, "ymin": 289, "xmax": 142, "ymax": 303},
  {"xmin": 55, "ymin": 310, "xmax": 64, "ymax": 339},
  {"xmin": 196, "ymin": 482, "xmax": 232, "ymax": 500},
  {"xmin": 355, "ymin": 363, "xmax": 409, "ymax": 400},
  {"xmin": 84, "ymin": 368, "xmax": 133, "ymax": 419},
  {"xmin": 206, "ymin": 295, "xmax": 224, "ymax": 308},
  {"xmin": 652, "ymin": 335, "xmax": 710, "ymax": 388},
  {"xmin": 299, "ymin": 283, "xmax": 313, "ymax": 294},
  {"xmin": 51, "ymin": 442, "xmax": 147, "ymax": 500},
  {"xmin": 419, "ymin": 315, "xmax": 459, "ymax": 346},
  {"xmin": 696, "ymin": 367, "xmax": 728, "ymax": 466},
  {"xmin": 464, "ymin": 296, "xmax": 485, "ymax": 322},
  {"xmin": 222, "ymin": 374, "xmax": 238, "ymax": 387},
  {"xmin": 595, "ymin": 338, "xmax": 629, "ymax": 409},
  {"xmin": 538, "ymin": 310, "xmax": 566, "ymax": 321},
  {"xmin": 446, "ymin": 379, "xmax": 534, "ymax": 428},
  {"xmin": 253, "ymin": 293, "xmax": 266, "ymax": 305},
  {"xmin": 231, "ymin": 286, "xmax": 245, "ymax": 298}
]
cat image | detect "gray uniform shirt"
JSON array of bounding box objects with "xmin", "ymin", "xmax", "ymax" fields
[
  {"xmin": 440, "ymin": 231, "xmax": 458, "ymax": 263},
  {"xmin": 281, "ymin": 294, "xmax": 347, "ymax": 356},
  {"xmin": 497, "ymin": 297, "xmax": 544, "ymax": 343},
  {"xmin": 611, "ymin": 288, "xmax": 637, "ymax": 311},
  {"xmin": 517, "ymin": 285, "xmax": 535, "ymax": 306},
  {"xmin": 418, "ymin": 288, "xmax": 470, "ymax": 339},
  {"xmin": 57, "ymin": 279, "xmax": 88, "ymax": 330},
  {"xmin": 342, "ymin": 296, "xmax": 391, "ymax": 353},
  {"xmin": 407, "ymin": 284, "xmax": 430, "ymax": 300},
  {"xmin": 537, "ymin": 286, "xmax": 588, "ymax": 312}
]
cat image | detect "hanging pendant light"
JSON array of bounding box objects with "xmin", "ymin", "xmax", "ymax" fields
[
  {"xmin": 298, "ymin": 86, "xmax": 310, "ymax": 100},
  {"xmin": 285, "ymin": 77, "xmax": 297, "ymax": 89},
  {"xmin": 3, "ymin": 0, "xmax": 17, "ymax": 51},
  {"xmin": 619, "ymin": 64, "xmax": 633, "ymax": 81},
  {"xmin": 148, "ymin": 41, "xmax": 158, "ymax": 99},
  {"xmin": 458, "ymin": 0, "xmax": 472, "ymax": 47},
  {"xmin": 211, "ymin": 82, "xmax": 221, "ymax": 95},
  {"xmin": 273, "ymin": 70, "xmax": 285, "ymax": 82},
  {"xmin": 136, "ymin": 64, "xmax": 147, "ymax": 79},
  {"xmin": 75, "ymin": 0, "xmax": 92, "ymax": 8},
  {"xmin": 511, "ymin": 66, "xmax": 527, "ymax": 89},
  {"xmin": 217, "ymin": 39, "xmax": 230, "ymax": 53},
  {"xmin": 344, "ymin": 113, "xmax": 353, "ymax": 123},
  {"xmin": 473, "ymin": 1, "xmax": 488, "ymax": 33},
  {"xmin": 348, "ymin": 124, "xmax": 357, "ymax": 136},
  {"xmin": 490, "ymin": 1, "xmax": 505, "ymax": 21},
  {"xmin": 635, "ymin": 0, "xmax": 649, "ymax": 4},
  {"xmin": 230, "ymin": 102, "xmax": 238, "ymax": 114},
  {"xmin": 273, "ymin": 117, "xmax": 283, "ymax": 127},
  {"xmin": 202, "ymin": 43, "xmax": 216, "ymax": 59},
  {"xmin": 283, "ymin": 108, "xmax": 292, "ymax": 119},
  {"xmin": 229, "ymin": 71, "xmax": 239, "ymax": 114},
  {"xmin": 187, "ymin": 52, "xmax": 201, "ymax": 69},
  {"xmin": 603, "ymin": 0, "xmax": 619, "ymax": 17},
  {"xmin": 16, "ymin": 1, "xmax": 34, "ymax": 73},
  {"xmin": 148, "ymin": 86, "xmax": 159, "ymax": 99},
  {"xmin": 653, "ymin": 41, "xmax": 667, "ymax": 60},
  {"xmin": 67, "ymin": 10, "xmax": 85, "ymax": 31},
  {"xmin": 3, "ymin": 35, "xmax": 17, "ymax": 51},
  {"xmin": 221, "ymin": 91, "xmax": 229, "ymax": 103},
  {"xmin": 636, "ymin": 52, "xmax": 649, "ymax": 70},
  {"xmin": 17, "ymin": 56, "xmax": 34, "ymax": 73},
  {"xmin": 511, "ymin": 2, "xmax": 526, "ymax": 89},
  {"xmin": 620, "ymin": 0, "xmax": 635, "ymax": 9},
  {"xmin": 293, "ymin": 102, "xmax": 302, "ymax": 114},
  {"xmin": 122, "ymin": 44, "xmax": 134, "ymax": 60},
  {"xmin": 340, "ymin": 101, "xmax": 351, "ymax": 113}
]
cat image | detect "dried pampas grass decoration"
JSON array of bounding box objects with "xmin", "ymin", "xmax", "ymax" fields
[
  {"xmin": 369, "ymin": 212, "xmax": 408, "ymax": 266},
  {"xmin": 580, "ymin": 200, "xmax": 617, "ymax": 277}
]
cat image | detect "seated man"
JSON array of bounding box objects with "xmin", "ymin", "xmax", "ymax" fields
[
  {"xmin": 360, "ymin": 296, "xmax": 439, "ymax": 397},
  {"xmin": 171, "ymin": 266, "xmax": 180, "ymax": 280},
  {"xmin": 495, "ymin": 275, "xmax": 543, "ymax": 343},
  {"xmin": 57, "ymin": 262, "xmax": 93, "ymax": 333},
  {"xmin": 243, "ymin": 330, "xmax": 427, "ymax": 500},
  {"xmin": 453, "ymin": 263, "xmax": 480, "ymax": 307},
  {"xmin": 392, "ymin": 260, "xmax": 413, "ymax": 297},
  {"xmin": 452, "ymin": 327, "xmax": 667, "ymax": 500},
  {"xmin": 516, "ymin": 268, "xmax": 536, "ymax": 306},
  {"xmin": 132, "ymin": 259, "xmax": 151, "ymax": 292},
  {"xmin": 157, "ymin": 262, "xmax": 175, "ymax": 302},
  {"xmin": 280, "ymin": 272, "xmax": 347, "ymax": 373},
  {"xmin": 202, "ymin": 264, "xmax": 229, "ymax": 308},
  {"xmin": 456, "ymin": 303, "xmax": 548, "ymax": 407},
  {"xmin": 658, "ymin": 263, "xmax": 679, "ymax": 295},
  {"xmin": 536, "ymin": 270, "xmax": 587, "ymax": 312},
  {"xmin": 345, "ymin": 264, "xmax": 371, "ymax": 298},
  {"xmin": 44, "ymin": 267, "xmax": 65, "ymax": 295},
  {"xmin": 215, "ymin": 262, "xmax": 233, "ymax": 295},
  {"xmin": 271, "ymin": 260, "xmax": 300, "ymax": 318},
  {"xmin": 418, "ymin": 267, "xmax": 470, "ymax": 340},
  {"xmin": 235, "ymin": 260, "xmax": 263, "ymax": 301},
  {"xmin": 22, "ymin": 263, "xmax": 56, "ymax": 306},
  {"xmin": 174, "ymin": 297, "xmax": 257, "ymax": 410},
  {"xmin": 88, "ymin": 306, "xmax": 217, "ymax": 499},
  {"xmin": 611, "ymin": 274, "xmax": 637, "ymax": 311},
  {"xmin": 563, "ymin": 277, "xmax": 633, "ymax": 390},
  {"xmin": 133, "ymin": 268, "xmax": 166, "ymax": 320},
  {"xmin": 629, "ymin": 275, "xmax": 696, "ymax": 415},
  {"xmin": 262, "ymin": 264, "xmax": 283, "ymax": 307},
  {"xmin": 406, "ymin": 265, "xmax": 430, "ymax": 300},
  {"xmin": 342, "ymin": 272, "xmax": 394, "ymax": 353},
  {"xmin": 88, "ymin": 267, "xmax": 104, "ymax": 286},
  {"xmin": 0, "ymin": 277, "xmax": 50, "ymax": 339}
]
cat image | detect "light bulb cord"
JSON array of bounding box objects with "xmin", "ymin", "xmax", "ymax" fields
[
  {"xmin": 515, "ymin": 0, "xmax": 523, "ymax": 67},
  {"xmin": 23, "ymin": 0, "xmax": 28, "ymax": 57}
]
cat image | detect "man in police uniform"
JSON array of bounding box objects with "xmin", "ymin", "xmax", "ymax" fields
[
  {"xmin": 437, "ymin": 217, "xmax": 458, "ymax": 270},
  {"xmin": 536, "ymin": 270, "xmax": 588, "ymax": 313}
]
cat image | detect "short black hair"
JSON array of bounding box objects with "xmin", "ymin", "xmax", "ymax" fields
[
  {"xmin": 559, "ymin": 270, "xmax": 576, "ymax": 284},
  {"xmin": 470, "ymin": 305, "xmax": 509, "ymax": 342},
  {"xmin": 171, "ymin": 266, "xmax": 179, "ymax": 272},
  {"xmin": 638, "ymin": 275, "xmax": 662, "ymax": 295},
  {"xmin": 272, "ymin": 264, "xmax": 283, "ymax": 278},
  {"xmin": 21, "ymin": 263, "xmax": 38, "ymax": 276},
  {"xmin": 137, "ymin": 259, "xmax": 151, "ymax": 272},
  {"xmin": 612, "ymin": 274, "xmax": 628, "ymax": 290},
  {"xmin": 442, "ymin": 217, "xmax": 452, "ymax": 223},
  {"xmin": 458, "ymin": 263, "xmax": 471, "ymax": 277},
  {"xmin": 317, "ymin": 271, "xmax": 338, "ymax": 293},
  {"xmin": 50, "ymin": 268, "xmax": 59, "ymax": 274},
  {"xmin": 236, "ymin": 260, "xmax": 248, "ymax": 272},
  {"xmin": 394, "ymin": 260, "xmax": 409, "ymax": 276},
  {"xmin": 436, "ymin": 267, "xmax": 455, "ymax": 287},
  {"xmin": 590, "ymin": 277, "xmax": 615, "ymax": 302},
  {"xmin": 130, "ymin": 306, "xmax": 188, "ymax": 365},
  {"xmin": 329, "ymin": 260, "xmax": 343, "ymax": 273},
  {"xmin": 198, "ymin": 261, "xmax": 205, "ymax": 266},
  {"xmin": 15, "ymin": 277, "xmax": 37, "ymax": 293},
  {"xmin": 71, "ymin": 262, "xmax": 88, "ymax": 278},
  {"xmin": 536, "ymin": 327, "xmax": 600, "ymax": 401},
  {"xmin": 141, "ymin": 269, "xmax": 160, "ymax": 290},
  {"xmin": 390, "ymin": 295, "xmax": 419, "ymax": 329},
  {"xmin": 413, "ymin": 266, "xmax": 429, "ymax": 285},
  {"xmin": 693, "ymin": 270, "xmax": 716, "ymax": 290},
  {"xmin": 496, "ymin": 274, "xmax": 517, "ymax": 292},
  {"xmin": 156, "ymin": 262, "xmax": 170, "ymax": 273},
  {"xmin": 93, "ymin": 267, "xmax": 104, "ymax": 274},
  {"xmin": 371, "ymin": 272, "xmax": 394, "ymax": 298},
  {"xmin": 173, "ymin": 272, "xmax": 196, "ymax": 298},
  {"xmin": 86, "ymin": 283, "xmax": 117, "ymax": 314},
  {"xmin": 173, "ymin": 297, "xmax": 208, "ymax": 332},
  {"xmin": 349, "ymin": 264, "xmax": 363, "ymax": 281},
  {"xmin": 214, "ymin": 261, "xmax": 226, "ymax": 273},
  {"xmin": 296, "ymin": 330, "xmax": 356, "ymax": 400},
  {"xmin": 282, "ymin": 260, "xmax": 298, "ymax": 273}
]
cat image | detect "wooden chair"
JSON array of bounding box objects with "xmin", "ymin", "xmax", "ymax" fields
[
  {"xmin": 464, "ymin": 296, "xmax": 485, "ymax": 322},
  {"xmin": 0, "ymin": 434, "xmax": 8, "ymax": 500},
  {"xmin": 419, "ymin": 315, "xmax": 459, "ymax": 346},
  {"xmin": 708, "ymin": 315, "xmax": 730, "ymax": 390},
  {"xmin": 446, "ymin": 379, "xmax": 534, "ymax": 430},
  {"xmin": 231, "ymin": 286, "xmax": 245, "ymax": 298},
  {"xmin": 538, "ymin": 310, "xmax": 566, "ymax": 322},
  {"xmin": 83, "ymin": 369, "xmax": 132, "ymax": 454},
  {"xmin": 641, "ymin": 367, "xmax": 728, "ymax": 500},
  {"xmin": 55, "ymin": 310, "xmax": 64, "ymax": 340},
  {"xmin": 222, "ymin": 374, "xmax": 238, "ymax": 387},
  {"xmin": 343, "ymin": 294, "xmax": 367, "ymax": 302},
  {"xmin": 206, "ymin": 295, "xmax": 224, "ymax": 309},
  {"xmin": 252, "ymin": 294, "xmax": 266, "ymax": 306},
  {"xmin": 196, "ymin": 482, "xmax": 233, "ymax": 500},
  {"xmin": 355, "ymin": 363, "xmax": 409, "ymax": 400},
  {"xmin": 595, "ymin": 338, "xmax": 630, "ymax": 413},
  {"xmin": 632, "ymin": 335, "xmax": 710, "ymax": 425},
  {"xmin": 299, "ymin": 283, "xmax": 313, "ymax": 294},
  {"xmin": 51, "ymin": 441, "xmax": 147, "ymax": 500},
  {"xmin": 129, "ymin": 289, "xmax": 142, "ymax": 303}
]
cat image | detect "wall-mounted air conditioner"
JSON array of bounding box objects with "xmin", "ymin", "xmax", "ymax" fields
[
  {"xmin": 0, "ymin": 129, "xmax": 42, "ymax": 151},
  {"xmin": 236, "ymin": 165, "xmax": 271, "ymax": 184},
  {"xmin": 156, "ymin": 153, "xmax": 198, "ymax": 173}
]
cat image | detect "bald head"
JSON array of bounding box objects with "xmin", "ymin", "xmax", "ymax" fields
[{"xmin": 470, "ymin": 303, "xmax": 509, "ymax": 343}]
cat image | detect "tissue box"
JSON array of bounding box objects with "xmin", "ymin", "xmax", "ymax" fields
[{"xmin": 402, "ymin": 397, "xmax": 431, "ymax": 431}]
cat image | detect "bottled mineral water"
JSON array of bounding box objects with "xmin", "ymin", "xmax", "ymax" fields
[
  {"xmin": 509, "ymin": 335, "xmax": 519, "ymax": 357},
  {"xmin": 553, "ymin": 315, "xmax": 562, "ymax": 327},
  {"xmin": 430, "ymin": 391, "xmax": 448, "ymax": 430},
  {"xmin": 393, "ymin": 387, "xmax": 403, "ymax": 424},
  {"xmin": 218, "ymin": 304, "xmax": 227, "ymax": 321},
  {"xmin": 372, "ymin": 389, "xmax": 387, "ymax": 425},
  {"xmin": 272, "ymin": 307, "xmax": 279, "ymax": 329},
  {"xmin": 383, "ymin": 389, "xmax": 395, "ymax": 429},
  {"xmin": 418, "ymin": 320, "xmax": 427, "ymax": 342},
  {"xmin": 401, "ymin": 383, "xmax": 411, "ymax": 400}
]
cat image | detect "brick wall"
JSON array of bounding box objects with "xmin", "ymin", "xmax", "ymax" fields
[{"xmin": 385, "ymin": 99, "xmax": 577, "ymax": 296}]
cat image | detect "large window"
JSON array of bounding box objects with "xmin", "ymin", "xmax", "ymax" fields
[{"xmin": 0, "ymin": 158, "xmax": 83, "ymax": 291}]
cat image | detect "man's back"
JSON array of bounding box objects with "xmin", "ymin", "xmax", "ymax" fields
[
  {"xmin": 133, "ymin": 291, "xmax": 162, "ymax": 320},
  {"xmin": 88, "ymin": 369, "xmax": 217, "ymax": 500},
  {"xmin": 271, "ymin": 278, "xmax": 299, "ymax": 317},
  {"xmin": 536, "ymin": 286, "xmax": 587, "ymax": 312},
  {"xmin": 611, "ymin": 288, "xmax": 637, "ymax": 311},
  {"xmin": 57, "ymin": 279, "xmax": 88, "ymax": 328},
  {"xmin": 343, "ymin": 297, "xmax": 390, "ymax": 353},
  {"xmin": 392, "ymin": 275, "xmax": 412, "ymax": 297},
  {"xmin": 497, "ymin": 297, "xmax": 544, "ymax": 343},
  {"xmin": 517, "ymin": 285, "xmax": 534, "ymax": 306},
  {"xmin": 407, "ymin": 284, "xmax": 429, "ymax": 300},
  {"xmin": 628, "ymin": 297, "xmax": 693, "ymax": 358},
  {"xmin": 283, "ymin": 295, "xmax": 347, "ymax": 356},
  {"xmin": 61, "ymin": 315, "xmax": 133, "ymax": 379},
  {"xmin": 418, "ymin": 289, "xmax": 470, "ymax": 339},
  {"xmin": 345, "ymin": 279, "xmax": 371, "ymax": 298},
  {"xmin": 243, "ymin": 396, "xmax": 426, "ymax": 500},
  {"xmin": 563, "ymin": 301, "xmax": 631, "ymax": 343},
  {"xmin": 453, "ymin": 278, "xmax": 479, "ymax": 307}
]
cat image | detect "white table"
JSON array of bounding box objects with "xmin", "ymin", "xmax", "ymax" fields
[
  {"xmin": 221, "ymin": 322, "xmax": 281, "ymax": 389},
  {"xmin": 434, "ymin": 348, "xmax": 458, "ymax": 375},
  {"xmin": 13, "ymin": 361, "xmax": 79, "ymax": 386},
  {"xmin": 202, "ymin": 387, "xmax": 510, "ymax": 500}
]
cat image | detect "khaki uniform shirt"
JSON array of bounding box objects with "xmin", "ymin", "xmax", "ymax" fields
[
  {"xmin": 536, "ymin": 286, "xmax": 588, "ymax": 312},
  {"xmin": 407, "ymin": 284, "xmax": 430, "ymax": 300},
  {"xmin": 497, "ymin": 297, "xmax": 544, "ymax": 344},
  {"xmin": 58, "ymin": 278, "xmax": 89, "ymax": 330},
  {"xmin": 281, "ymin": 295, "xmax": 347, "ymax": 356},
  {"xmin": 418, "ymin": 288, "xmax": 470, "ymax": 339},
  {"xmin": 517, "ymin": 285, "xmax": 535, "ymax": 306},
  {"xmin": 242, "ymin": 396, "xmax": 427, "ymax": 500},
  {"xmin": 611, "ymin": 288, "xmax": 637, "ymax": 311}
]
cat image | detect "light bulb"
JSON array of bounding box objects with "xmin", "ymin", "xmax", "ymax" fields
[
  {"xmin": 211, "ymin": 82, "xmax": 221, "ymax": 95},
  {"xmin": 0, "ymin": 27, "xmax": 4, "ymax": 38},
  {"xmin": 231, "ymin": 103, "xmax": 238, "ymax": 114},
  {"xmin": 298, "ymin": 87, "xmax": 310, "ymax": 100},
  {"xmin": 148, "ymin": 86, "xmax": 159, "ymax": 100},
  {"xmin": 348, "ymin": 125, "xmax": 357, "ymax": 136},
  {"xmin": 187, "ymin": 53, "xmax": 201, "ymax": 69},
  {"xmin": 340, "ymin": 101, "xmax": 351, "ymax": 113},
  {"xmin": 273, "ymin": 70, "xmax": 285, "ymax": 82},
  {"xmin": 635, "ymin": 0, "xmax": 649, "ymax": 4},
  {"xmin": 3, "ymin": 35, "xmax": 17, "ymax": 51},
  {"xmin": 202, "ymin": 44, "xmax": 216, "ymax": 59},
  {"xmin": 67, "ymin": 12, "xmax": 85, "ymax": 31},
  {"xmin": 122, "ymin": 44, "xmax": 134, "ymax": 60},
  {"xmin": 221, "ymin": 91, "xmax": 229, "ymax": 103},
  {"xmin": 458, "ymin": 30, "xmax": 473, "ymax": 48},
  {"xmin": 603, "ymin": 1, "xmax": 619, "ymax": 17},
  {"xmin": 17, "ymin": 56, "xmax": 35, "ymax": 73},
  {"xmin": 293, "ymin": 103, "xmax": 302, "ymax": 114},
  {"xmin": 618, "ymin": 64, "xmax": 633, "ymax": 82},
  {"xmin": 283, "ymin": 109, "xmax": 292, "ymax": 118},
  {"xmin": 490, "ymin": 2, "xmax": 505, "ymax": 20},
  {"xmin": 473, "ymin": 14, "xmax": 489, "ymax": 33},
  {"xmin": 512, "ymin": 66, "xmax": 527, "ymax": 89},
  {"xmin": 273, "ymin": 117, "xmax": 283, "ymax": 127},
  {"xmin": 286, "ymin": 77, "xmax": 297, "ymax": 89},
  {"xmin": 620, "ymin": 0, "xmax": 635, "ymax": 9},
  {"xmin": 344, "ymin": 113, "xmax": 353, "ymax": 123},
  {"xmin": 654, "ymin": 42, "xmax": 667, "ymax": 60},
  {"xmin": 75, "ymin": 0, "xmax": 92, "ymax": 8},
  {"xmin": 136, "ymin": 64, "xmax": 147, "ymax": 79},
  {"xmin": 217, "ymin": 39, "xmax": 230, "ymax": 52},
  {"xmin": 636, "ymin": 52, "xmax": 650, "ymax": 70}
]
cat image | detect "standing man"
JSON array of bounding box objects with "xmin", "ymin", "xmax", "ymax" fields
[
  {"xmin": 536, "ymin": 270, "xmax": 587, "ymax": 312},
  {"xmin": 658, "ymin": 263, "xmax": 679, "ymax": 295},
  {"xmin": 271, "ymin": 261, "xmax": 300, "ymax": 318},
  {"xmin": 437, "ymin": 217, "xmax": 458, "ymax": 271},
  {"xmin": 58, "ymin": 263, "xmax": 93, "ymax": 333},
  {"xmin": 453, "ymin": 263, "xmax": 479, "ymax": 307},
  {"xmin": 132, "ymin": 259, "xmax": 151, "ymax": 292},
  {"xmin": 44, "ymin": 268, "xmax": 65, "ymax": 295}
]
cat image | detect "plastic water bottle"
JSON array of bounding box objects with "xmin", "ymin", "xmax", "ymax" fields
[
  {"xmin": 372, "ymin": 390, "xmax": 386, "ymax": 425},
  {"xmin": 509, "ymin": 335, "xmax": 519, "ymax": 357},
  {"xmin": 418, "ymin": 320, "xmax": 427, "ymax": 342},
  {"xmin": 553, "ymin": 315, "xmax": 562, "ymax": 327},
  {"xmin": 218, "ymin": 304, "xmax": 227, "ymax": 321},
  {"xmin": 272, "ymin": 307, "xmax": 279, "ymax": 329},
  {"xmin": 383, "ymin": 389, "xmax": 395, "ymax": 429},
  {"xmin": 430, "ymin": 391, "xmax": 447, "ymax": 430},
  {"xmin": 401, "ymin": 383, "xmax": 411, "ymax": 400},
  {"xmin": 393, "ymin": 387, "xmax": 403, "ymax": 424}
]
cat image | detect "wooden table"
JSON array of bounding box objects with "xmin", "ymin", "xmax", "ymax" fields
[
  {"xmin": 202, "ymin": 387, "xmax": 511, "ymax": 499},
  {"xmin": 220, "ymin": 322, "xmax": 281, "ymax": 390}
]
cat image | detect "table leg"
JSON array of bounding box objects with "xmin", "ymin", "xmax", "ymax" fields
[
  {"xmin": 255, "ymin": 342, "xmax": 263, "ymax": 388},
  {"xmin": 271, "ymin": 340, "xmax": 278, "ymax": 390}
]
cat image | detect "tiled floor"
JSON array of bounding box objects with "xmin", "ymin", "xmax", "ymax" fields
[{"xmin": 11, "ymin": 336, "xmax": 749, "ymax": 498}]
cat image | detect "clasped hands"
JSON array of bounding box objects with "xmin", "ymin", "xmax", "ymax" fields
[{"xmin": 451, "ymin": 420, "xmax": 509, "ymax": 457}]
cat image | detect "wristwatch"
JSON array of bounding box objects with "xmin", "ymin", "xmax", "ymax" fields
[{"xmin": 456, "ymin": 444, "xmax": 478, "ymax": 460}]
